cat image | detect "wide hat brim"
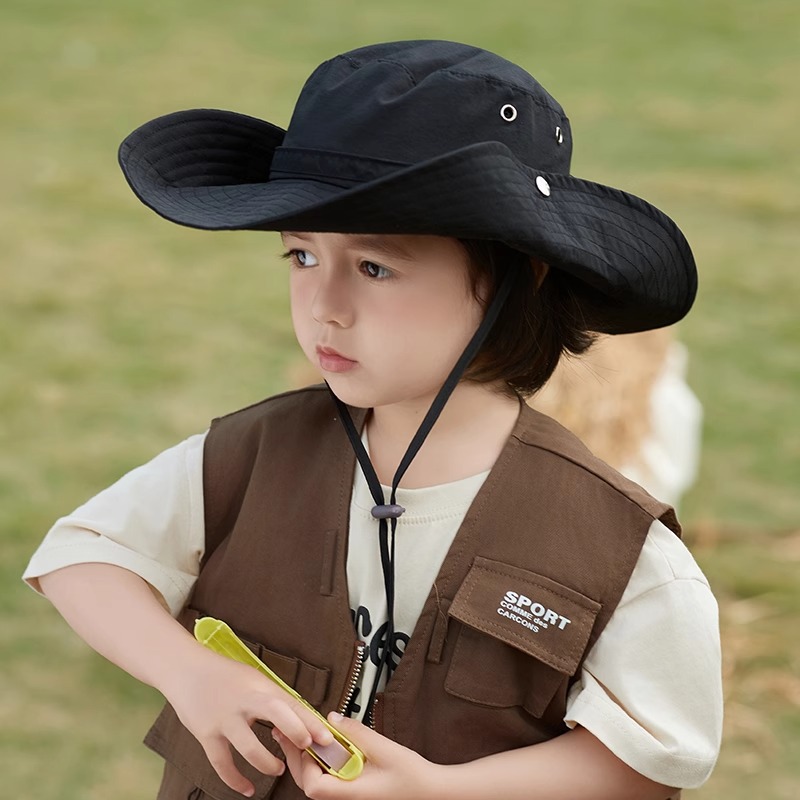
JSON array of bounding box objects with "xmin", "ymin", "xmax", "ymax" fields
[{"xmin": 119, "ymin": 108, "xmax": 697, "ymax": 335}]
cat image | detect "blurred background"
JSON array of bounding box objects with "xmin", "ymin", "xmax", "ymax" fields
[{"xmin": 2, "ymin": 1, "xmax": 798, "ymax": 797}]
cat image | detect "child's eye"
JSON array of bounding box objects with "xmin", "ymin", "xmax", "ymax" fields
[
  {"xmin": 281, "ymin": 249, "xmax": 318, "ymax": 268},
  {"xmin": 361, "ymin": 261, "xmax": 392, "ymax": 280}
]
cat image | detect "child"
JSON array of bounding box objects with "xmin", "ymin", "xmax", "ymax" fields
[{"xmin": 24, "ymin": 40, "xmax": 722, "ymax": 800}]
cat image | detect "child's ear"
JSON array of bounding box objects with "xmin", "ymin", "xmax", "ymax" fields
[{"xmin": 531, "ymin": 257, "xmax": 550, "ymax": 289}]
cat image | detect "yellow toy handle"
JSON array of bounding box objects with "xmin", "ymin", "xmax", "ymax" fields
[{"xmin": 194, "ymin": 617, "xmax": 365, "ymax": 781}]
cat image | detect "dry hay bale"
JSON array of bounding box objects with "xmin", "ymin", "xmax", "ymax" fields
[{"xmin": 530, "ymin": 328, "xmax": 673, "ymax": 470}]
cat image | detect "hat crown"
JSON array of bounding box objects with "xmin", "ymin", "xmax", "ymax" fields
[{"xmin": 281, "ymin": 40, "xmax": 572, "ymax": 174}]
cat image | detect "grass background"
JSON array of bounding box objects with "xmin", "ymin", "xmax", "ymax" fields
[{"xmin": 2, "ymin": 0, "xmax": 798, "ymax": 797}]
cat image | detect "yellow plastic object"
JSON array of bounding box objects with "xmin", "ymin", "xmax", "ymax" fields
[{"xmin": 194, "ymin": 617, "xmax": 365, "ymax": 781}]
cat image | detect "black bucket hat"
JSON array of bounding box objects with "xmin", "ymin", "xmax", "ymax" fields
[{"xmin": 119, "ymin": 39, "xmax": 697, "ymax": 334}]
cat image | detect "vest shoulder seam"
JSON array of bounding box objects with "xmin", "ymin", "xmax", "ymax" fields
[
  {"xmin": 513, "ymin": 434, "xmax": 665, "ymax": 523},
  {"xmin": 209, "ymin": 383, "xmax": 330, "ymax": 425}
]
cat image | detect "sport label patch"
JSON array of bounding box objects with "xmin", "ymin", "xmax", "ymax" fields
[
  {"xmin": 497, "ymin": 590, "xmax": 572, "ymax": 632},
  {"xmin": 449, "ymin": 556, "xmax": 601, "ymax": 674}
]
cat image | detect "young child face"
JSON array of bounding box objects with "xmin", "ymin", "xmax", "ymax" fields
[{"xmin": 283, "ymin": 231, "xmax": 487, "ymax": 411}]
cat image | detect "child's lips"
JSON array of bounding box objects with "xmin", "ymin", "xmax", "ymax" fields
[{"xmin": 316, "ymin": 346, "xmax": 358, "ymax": 373}]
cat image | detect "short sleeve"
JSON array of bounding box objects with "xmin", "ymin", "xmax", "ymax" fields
[
  {"xmin": 22, "ymin": 432, "xmax": 207, "ymax": 617},
  {"xmin": 564, "ymin": 519, "xmax": 723, "ymax": 789}
]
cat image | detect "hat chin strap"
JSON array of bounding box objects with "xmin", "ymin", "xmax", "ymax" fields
[{"xmin": 328, "ymin": 269, "xmax": 514, "ymax": 723}]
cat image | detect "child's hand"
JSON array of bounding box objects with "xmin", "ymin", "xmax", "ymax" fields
[
  {"xmin": 164, "ymin": 648, "xmax": 335, "ymax": 797},
  {"xmin": 273, "ymin": 712, "xmax": 441, "ymax": 800}
]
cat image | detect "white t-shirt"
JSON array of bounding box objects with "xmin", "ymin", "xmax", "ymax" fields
[{"xmin": 23, "ymin": 431, "xmax": 722, "ymax": 789}]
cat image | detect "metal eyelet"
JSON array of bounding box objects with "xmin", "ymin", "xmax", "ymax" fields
[
  {"xmin": 500, "ymin": 104, "xmax": 518, "ymax": 122},
  {"xmin": 555, "ymin": 126, "xmax": 564, "ymax": 144},
  {"xmin": 535, "ymin": 176, "xmax": 551, "ymax": 197}
]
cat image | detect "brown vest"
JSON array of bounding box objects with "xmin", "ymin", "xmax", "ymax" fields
[{"xmin": 144, "ymin": 386, "xmax": 680, "ymax": 800}]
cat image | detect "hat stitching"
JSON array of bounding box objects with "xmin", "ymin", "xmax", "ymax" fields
[
  {"xmin": 147, "ymin": 113, "xmax": 282, "ymax": 145},
  {"xmin": 560, "ymin": 221, "xmax": 659, "ymax": 270},
  {"xmin": 126, "ymin": 119, "xmax": 279, "ymax": 179},
  {"xmin": 371, "ymin": 58, "xmax": 418, "ymax": 87},
  {"xmin": 528, "ymin": 186, "xmax": 679, "ymax": 263},
  {"xmin": 274, "ymin": 147, "xmax": 411, "ymax": 169},
  {"xmin": 556, "ymin": 186, "xmax": 686, "ymax": 257},
  {"xmin": 535, "ymin": 232, "xmax": 641, "ymax": 289},
  {"xmin": 338, "ymin": 52, "xmax": 419, "ymax": 87},
  {"xmin": 336, "ymin": 51, "xmax": 562, "ymax": 117},
  {"xmin": 339, "ymin": 53, "xmax": 369, "ymax": 71},
  {"xmin": 152, "ymin": 131, "xmax": 274, "ymax": 156},
  {"xmin": 443, "ymin": 69, "xmax": 565, "ymax": 117},
  {"xmin": 554, "ymin": 219, "xmax": 677, "ymax": 298},
  {"xmin": 564, "ymin": 200, "xmax": 678, "ymax": 265}
]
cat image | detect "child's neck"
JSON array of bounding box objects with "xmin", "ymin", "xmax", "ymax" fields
[{"xmin": 366, "ymin": 382, "xmax": 521, "ymax": 489}]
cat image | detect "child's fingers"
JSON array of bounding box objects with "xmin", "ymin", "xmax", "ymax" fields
[
  {"xmin": 294, "ymin": 700, "xmax": 336, "ymax": 746},
  {"xmin": 298, "ymin": 747, "xmax": 341, "ymax": 797},
  {"xmin": 272, "ymin": 729, "xmax": 308, "ymax": 790},
  {"xmin": 327, "ymin": 711, "xmax": 384, "ymax": 757},
  {"xmin": 256, "ymin": 696, "xmax": 333, "ymax": 751},
  {"xmin": 226, "ymin": 724, "xmax": 286, "ymax": 777},
  {"xmin": 273, "ymin": 729, "xmax": 341, "ymax": 798},
  {"xmin": 202, "ymin": 735, "xmax": 256, "ymax": 797}
]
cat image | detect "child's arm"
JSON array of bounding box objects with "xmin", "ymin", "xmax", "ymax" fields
[
  {"xmin": 38, "ymin": 562, "xmax": 335, "ymax": 798},
  {"xmin": 275, "ymin": 713, "xmax": 674, "ymax": 800},
  {"xmin": 437, "ymin": 725, "xmax": 675, "ymax": 799}
]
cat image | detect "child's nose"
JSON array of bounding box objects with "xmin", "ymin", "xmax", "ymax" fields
[{"xmin": 311, "ymin": 272, "xmax": 354, "ymax": 327}]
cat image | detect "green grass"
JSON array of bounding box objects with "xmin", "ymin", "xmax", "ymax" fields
[
  {"xmin": 687, "ymin": 526, "xmax": 800, "ymax": 798},
  {"xmin": 2, "ymin": 1, "xmax": 799, "ymax": 798}
]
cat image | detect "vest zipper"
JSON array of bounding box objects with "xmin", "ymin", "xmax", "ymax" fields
[
  {"xmin": 338, "ymin": 641, "xmax": 367, "ymax": 716},
  {"xmin": 369, "ymin": 694, "xmax": 382, "ymax": 730}
]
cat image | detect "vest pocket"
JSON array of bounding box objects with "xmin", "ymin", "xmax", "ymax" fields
[
  {"xmin": 179, "ymin": 607, "xmax": 331, "ymax": 707},
  {"xmin": 146, "ymin": 610, "xmax": 331, "ymax": 799},
  {"xmin": 444, "ymin": 557, "xmax": 601, "ymax": 718}
]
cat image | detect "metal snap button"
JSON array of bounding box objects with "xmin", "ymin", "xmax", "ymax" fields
[
  {"xmin": 535, "ymin": 176, "xmax": 551, "ymax": 197},
  {"xmin": 500, "ymin": 104, "xmax": 518, "ymax": 122}
]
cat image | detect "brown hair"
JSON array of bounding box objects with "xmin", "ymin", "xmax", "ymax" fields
[{"xmin": 458, "ymin": 239, "xmax": 598, "ymax": 397}]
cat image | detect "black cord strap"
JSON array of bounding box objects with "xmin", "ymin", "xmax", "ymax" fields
[{"xmin": 329, "ymin": 268, "xmax": 514, "ymax": 722}]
